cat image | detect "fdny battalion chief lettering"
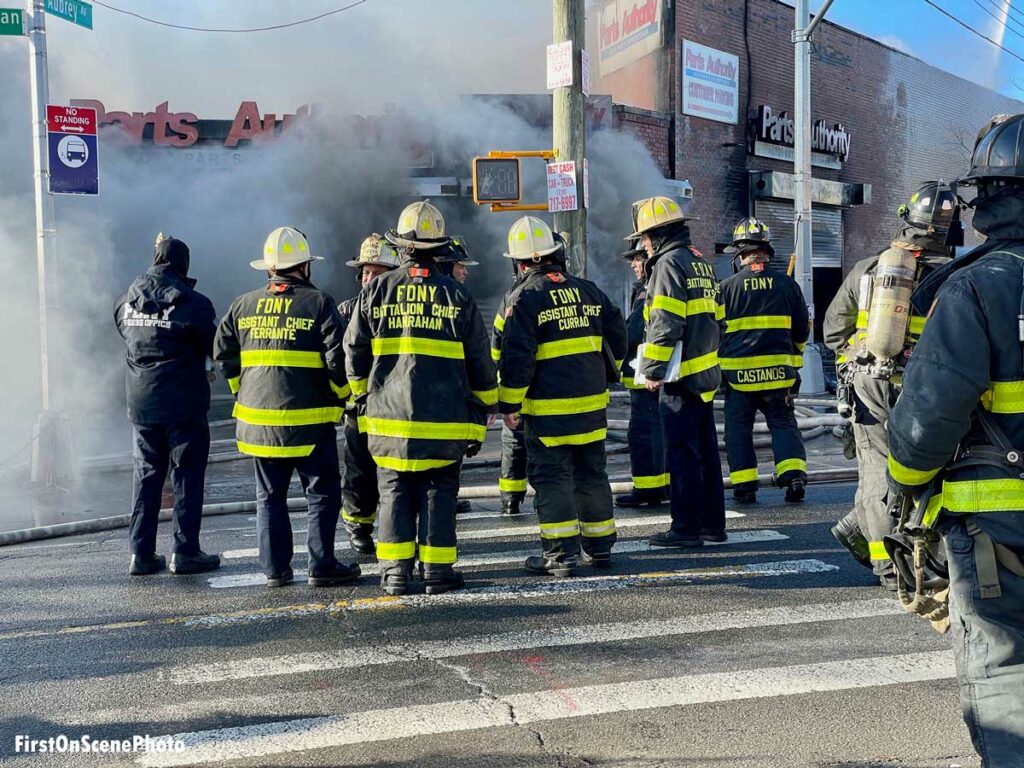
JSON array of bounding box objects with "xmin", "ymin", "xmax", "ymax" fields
[{"xmin": 371, "ymin": 284, "xmax": 462, "ymax": 330}]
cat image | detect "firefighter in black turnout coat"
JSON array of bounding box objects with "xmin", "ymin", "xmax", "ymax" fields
[
  {"xmin": 497, "ymin": 216, "xmax": 627, "ymax": 577},
  {"xmin": 717, "ymin": 218, "xmax": 809, "ymax": 505}
]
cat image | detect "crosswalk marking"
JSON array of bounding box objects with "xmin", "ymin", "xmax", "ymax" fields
[
  {"xmin": 138, "ymin": 651, "xmax": 955, "ymax": 767},
  {"xmin": 0, "ymin": 559, "xmax": 835, "ymax": 642},
  {"xmin": 207, "ymin": 529, "xmax": 789, "ymax": 588},
  {"xmin": 166, "ymin": 597, "xmax": 902, "ymax": 685},
  {"xmin": 222, "ymin": 512, "xmax": 745, "ymax": 558}
]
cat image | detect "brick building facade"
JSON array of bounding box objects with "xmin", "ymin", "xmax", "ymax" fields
[{"xmin": 595, "ymin": 0, "xmax": 1024, "ymax": 316}]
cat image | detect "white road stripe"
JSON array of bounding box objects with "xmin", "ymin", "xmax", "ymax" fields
[
  {"xmin": 222, "ymin": 512, "xmax": 745, "ymax": 559},
  {"xmin": 208, "ymin": 529, "xmax": 789, "ymax": 588},
  {"xmin": 139, "ymin": 651, "xmax": 954, "ymax": 766},
  {"xmin": 168, "ymin": 596, "xmax": 900, "ymax": 685}
]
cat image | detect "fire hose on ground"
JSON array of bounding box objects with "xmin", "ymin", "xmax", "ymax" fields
[{"xmin": 0, "ymin": 467, "xmax": 860, "ymax": 547}]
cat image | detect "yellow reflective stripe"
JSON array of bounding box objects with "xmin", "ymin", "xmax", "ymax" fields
[
  {"xmin": 980, "ymin": 381, "xmax": 1024, "ymax": 414},
  {"xmin": 776, "ymin": 458, "xmax": 807, "ymax": 475},
  {"xmin": 730, "ymin": 468, "xmax": 759, "ymax": 485},
  {"xmin": 522, "ymin": 391, "xmax": 609, "ymax": 416},
  {"xmin": 539, "ymin": 428, "xmax": 607, "ymax": 447},
  {"xmin": 491, "ymin": 347, "xmax": 501, "ymax": 362},
  {"xmin": 650, "ymin": 294, "xmax": 689, "ymax": 318},
  {"xmin": 372, "ymin": 337, "xmax": 465, "ymax": 359},
  {"xmin": 236, "ymin": 441, "xmax": 315, "ymax": 458},
  {"xmin": 232, "ymin": 403, "xmax": 342, "ymax": 426},
  {"xmin": 700, "ymin": 389, "xmax": 717, "ymax": 403},
  {"xmin": 680, "ymin": 350, "xmax": 719, "ymax": 377},
  {"xmin": 836, "ymin": 354, "xmax": 849, "ymax": 364},
  {"xmin": 536, "ymin": 336, "xmax": 602, "ymax": 360},
  {"xmin": 622, "ymin": 375, "xmax": 645, "ymax": 390},
  {"xmin": 493, "ymin": 313, "xmax": 506, "ymax": 333},
  {"xmin": 795, "ymin": 342, "xmax": 806, "ymax": 352},
  {"xmin": 868, "ymin": 540, "xmax": 890, "ymax": 562},
  {"xmin": 729, "ymin": 379, "xmax": 795, "ymax": 392},
  {"xmin": 419, "ymin": 544, "xmax": 457, "ymax": 564},
  {"xmin": 856, "ymin": 310, "xmax": 869, "ymax": 330},
  {"xmin": 499, "ymin": 477, "xmax": 527, "ymax": 492},
  {"xmin": 941, "ymin": 479, "xmax": 1024, "ymax": 513},
  {"xmin": 472, "ymin": 387, "xmax": 498, "ymax": 406},
  {"xmin": 908, "ymin": 316, "xmax": 927, "ymax": 335},
  {"xmin": 342, "ymin": 508, "xmax": 376, "ymax": 525},
  {"xmin": 725, "ymin": 315, "xmax": 792, "ymax": 333},
  {"xmin": 227, "ymin": 376, "xmax": 240, "ymax": 394},
  {"xmin": 349, "ymin": 377, "xmax": 368, "ymax": 396},
  {"xmin": 718, "ymin": 354, "xmax": 802, "ymax": 370},
  {"xmin": 633, "ymin": 473, "xmax": 669, "ymax": 489},
  {"xmin": 330, "ymin": 381, "xmax": 351, "ymax": 400},
  {"xmin": 499, "ymin": 384, "xmax": 529, "ymax": 406},
  {"xmin": 240, "ymin": 350, "xmax": 323, "ymax": 368},
  {"xmin": 377, "ymin": 541, "xmax": 416, "ymax": 560},
  {"xmin": 643, "ymin": 304, "xmax": 651, "ymax": 322},
  {"xmin": 922, "ymin": 494, "xmax": 944, "ymax": 527},
  {"xmin": 372, "ymin": 456, "xmax": 457, "ymax": 472},
  {"xmin": 887, "ymin": 454, "xmax": 940, "ymax": 486},
  {"xmin": 357, "ymin": 416, "xmax": 366, "ymax": 434},
  {"xmin": 581, "ymin": 518, "xmax": 616, "ymax": 537},
  {"xmin": 715, "ymin": 303, "xmax": 726, "ymax": 321},
  {"xmin": 364, "ymin": 418, "xmax": 486, "ymax": 441},
  {"xmin": 643, "ymin": 343, "xmax": 674, "ymax": 362},
  {"xmin": 539, "ymin": 519, "xmax": 581, "ymax": 539}
]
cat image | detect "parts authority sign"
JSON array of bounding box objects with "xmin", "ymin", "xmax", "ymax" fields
[{"xmin": 47, "ymin": 105, "xmax": 98, "ymax": 195}]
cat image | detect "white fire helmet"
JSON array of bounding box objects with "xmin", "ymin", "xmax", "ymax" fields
[{"xmin": 251, "ymin": 227, "xmax": 322, "ymax": 271}]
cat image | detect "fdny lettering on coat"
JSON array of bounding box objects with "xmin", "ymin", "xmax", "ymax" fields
[
  {"xmin": 122, "ymin": 304, "xmax": 174, "ymax": 329},
  {"xmin": 238, "ymin": 296, "xmax": 315, "ymax": 341},
  {"xmin": 537, "ymin": 286, "xmax": 602, "ymax": 331},
  {"xmin": 743, "ymin": 276, "xmax": 774, "ymax": 291},
  {"xmin": 687, "ymin": 260, "xmax": 718, "ymax": 300},
  {"xmin": 371, "ymin": 284, "xmax": 462, "ymax": 330}
]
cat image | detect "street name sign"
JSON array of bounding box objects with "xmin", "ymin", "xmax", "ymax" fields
[
  {"xmin": 0, "ymin": 7, "xmax": 24, "ymax": 35},
  {"xmin": 45, "ymin": 0, "xmax": 92, "ymax": 29}
]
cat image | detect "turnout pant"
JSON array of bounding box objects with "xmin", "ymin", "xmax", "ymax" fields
[
  {"xmin": 944, "ymin": 520, "xmax": 1024, "ymax": 767},
  {"xmin": 661, "ymin": 391, "xmax": 726, "ymax": 537},
  {"xmin": 130, "ymin": 420, "xmax": 210, "ymax": 558},
  {"xmin": 340, "ymin": 412, "xmax": 379, "ymax": 536},
  {"xmin": 628, "ymin": 389, "xmax": 668, "ymax": 495},
  {"xmin": 851, "ymin": 373, "xmax": 898, "ymax": 575},
  {"xmin": 376, "ymin": 461, "xmax": 461, "ymax": 575},
  {"xmin": 254, "ymin": 426, "xmax": 341, "ymax": 577},
  {"xmin": 724, "ymin": 388, "xmax": 806, "ymax": 493},
  {"xmin": 500, "ymin": 423, "xmax": 528, "ymax": 502},
  {"xmin": 524, "ymin": 419, "xmax": 616, "ymax": 560}
]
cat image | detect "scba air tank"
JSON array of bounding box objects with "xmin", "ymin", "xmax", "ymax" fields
[{"xmin": 866, "ymin": 247, "xmax": 917, "ymax": 362}]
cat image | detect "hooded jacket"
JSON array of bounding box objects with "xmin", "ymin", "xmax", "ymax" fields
[
  {"xmin": 114, "ymin": 238, "xmax": 216, "ymax": 425},
  {"xmin": 888, "ymin": 192, "xmax": 1024, "ymax": 548},
  {"xmin": 717, "ymin": 263, "xmax": 808, "ymax": 392},
  {"xmin": 343, "ymin": 257, "xmax": 497, "ymax": 472},
  {"xmin": 639, "ymin": 227, "xmax": 722, "ymax": 401},
  {"xmin": 823, "ymin": 226, "xmax": 951, "ymax": 365},
  {"xmin": 497, "ymin": 263, "xmax": 627, "ymax": 446},
  {"xmin": 214, "ymin": 272, "xmax": 349, "ymax": 458}
]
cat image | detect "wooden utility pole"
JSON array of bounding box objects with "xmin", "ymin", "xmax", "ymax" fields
[{"xmin": 552, "ymin": 0, "xmax": 587, "ymax": 276}]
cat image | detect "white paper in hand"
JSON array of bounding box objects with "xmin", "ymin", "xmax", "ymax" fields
[{"xmin": 633, "ymin": 342, "xmax": 684, "ymax": 386}]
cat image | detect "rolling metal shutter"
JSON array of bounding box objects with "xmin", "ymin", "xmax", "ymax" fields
[{"xmin": 754, "ymin": 199, "xmax": 843, "ymax": 268}]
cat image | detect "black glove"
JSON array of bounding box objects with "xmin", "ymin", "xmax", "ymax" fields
[{"xmin": 465, "ymin": 441, "xmax": 482, "ymax": 459}]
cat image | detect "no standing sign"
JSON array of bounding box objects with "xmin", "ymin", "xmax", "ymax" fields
[{"xmin": 47, "ymin": 104, "xmax": 98, "ymax": 195}]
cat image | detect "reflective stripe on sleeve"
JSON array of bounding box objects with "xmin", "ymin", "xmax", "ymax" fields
[
  {"xmin": 536, "ymin": 336, "xmax": 602, "ymax": 360},
  {"xmin": 227, "ymin": 376, "xmax": 240, "ymax": 394},
  {"xmin": 493, "ymin": 313, "xmax": 506, "ymax": 333},
  {"xmin": 240, "ymin": 350, "xmax": 323, "ymax": 368},
  {"xmin": 643, "ymin": 343, "xmax": 674, "ymax": 362},
  {"xmin": 232, "ymin": 403, "xmax": 343, "ymax": 427},
  {"xmin": 499, "ymin": 384, "xmax": 529, "ymax": 406},
  {"xmin": 330, "ymin": 381, "xmax": 351, "ymax": 400},
  {"xmin": 472, "ymin": 387, "xmax": 499, "ymax": 406},
  {"xmin": 349, "ymin": 377, "xmax": 368, "ymax": 396},
  {"xmin": 725, "ymin": 315, "xmax": 793, "ymax": 333},
  {"xmin": 372, "ymin": 337, "xmax": 465, "ymax": 359},
  {"xmin": 522, "ymin": 391, "xmax": 609, "ymax": 417},
  {"xmin": 887, "ymin": 454, "xmax": 940, "ymax": 486},
  {"xmin": 364, "ymin": 418, "xmax": 486, "ymax": 442},
  {"xmin": 980, "ymin": 381, "xmax": 1024, "ymax": 414}
]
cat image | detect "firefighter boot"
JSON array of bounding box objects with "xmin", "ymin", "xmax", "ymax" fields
[
  {"xmin": 455, "ymin": 498, "xmax": 472, "ymax": 514},
  {"xmin": 129, "ymin": 553, "xmax": 166, "ymax": 576},
  {"xmin": 501, "ymin": 497, "xmax": 525, "ymax": 516},
  {"xmin": 347, "ymin": 529, "xmax": 376, "ymax": 555},
  {"xmin": 700, "ymin": 528, "xmax": 728, "ymax": 543},
  {"xmin": 785, "ymin": 479, "xmax": 806, "ymax": 504},
  {"xmin": 423, "ymin": 566, "xmax": 466, "ymax": 595},
  {"xmin": 524, "ymin": 555, "xmax": 578, "ymax": 578},
  {"xmin": 581, "ymin": 551, "xmax": 612, "ymax": 569},
  {"xmin": 733, "ymin": 489, "xmax": 757, "ymax": 505},
  {"xmin": 308, "ymin": 561, "xmax": 362, "ymax": 588},
  {"xmin": 380, "ymin": 567, "xmax": 410, "ymax": 596},
  {"xmin": 649, "ymin": 529, "xmax": 704, "ymax": 548},
  {"xmin": 169, "ymin": 551, "xmax": 221, "ymax": 575},
  {"xmin": 266, "ymin": 568, "xmax": 294, "ymax": 588},
  {"xmin": 830, "ymin": 512, "xmax": 872, "ymax": 569},
  {"xmin": 614, "ymin": 489, "xmax": 667, "ymax": 508}
]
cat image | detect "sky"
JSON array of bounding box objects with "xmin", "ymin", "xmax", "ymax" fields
[{"xmin": 14, "ymin": 0, "xmax": 1023, "ymax": 118}]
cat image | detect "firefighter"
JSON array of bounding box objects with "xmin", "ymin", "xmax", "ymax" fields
[
  {"xmin": 214, "ymin": 227, "xmax": 361, "ymax": 589},
  {"xmin": 887, "ymin": 113, "xmax": 1024, "ymax": 766},
  {"xmin": 114, "ymin": 234, "xmax": 220, "ymax": 576},
  {"xmin": 718, "ymin": 218, "xmax": 809, "ymax": 505},
  {"xmin": 633, "ymin": 196, "xmax": 725, "ymax": 548},
  {"xmin": 491, "ymin": 262, "xmax": 530, "ymax": 517},
  {"xmin": 344, "ymin": 201, "xmax": 497, "ymax": 596},
  {"xmin": 498, "ymin": 216, "xmax": 627, "ymax": 576},
  {"xmin": 823, "ymin": 181, "xmax": 955, "ymax": 587},
  {"xmin": 616, "ymin": 235, "xmax": 669, "ymax": 507},
  {"xmin": 339, "ymin": 234, "xmax": 402, "ymax": 554}
]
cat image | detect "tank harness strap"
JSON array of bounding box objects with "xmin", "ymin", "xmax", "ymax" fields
[{"xmin": 964, "ymin": 519, "xmax": 1003, "ymax": 600}]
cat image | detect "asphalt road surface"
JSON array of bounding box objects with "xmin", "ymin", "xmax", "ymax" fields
[{"xmin": 0, "ymin": 483, "xmax": 978, "ymax": 768}]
